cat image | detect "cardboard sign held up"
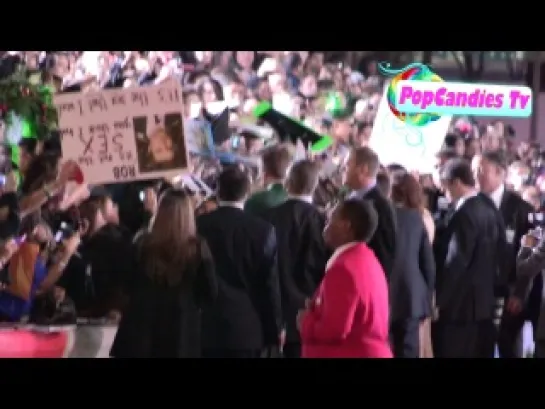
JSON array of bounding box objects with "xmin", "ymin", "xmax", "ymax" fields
[{"xmin": 53, "ymin": 79, "xmax": 189, "ymax": 185}]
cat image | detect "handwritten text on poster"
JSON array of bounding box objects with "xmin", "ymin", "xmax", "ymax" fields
[{"xmin": 53, "ymin": 80, "xmax": 188, "ymax": 185}]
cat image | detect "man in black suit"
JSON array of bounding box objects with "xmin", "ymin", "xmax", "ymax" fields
[
  {"xmin": 433, "ymin": 158, "xmax": 503, "ymax": 358},
  {"xmin": 343, "ymin": 147, "xmax": 397, "ymax": 279},
  {"xmin": 264, "ymin": 160, "xmax": 329, "ymax": 358},
  {"xmin": 389, "ymin": 205, "xmax": 436, "ymax": 358},
  {"xmin": 197, "ymin": 167, "xmax": 282, "ymax": 358},
  {"xmin": 473, "ymin": 150, "xmax": 535, "ymax": 358}
]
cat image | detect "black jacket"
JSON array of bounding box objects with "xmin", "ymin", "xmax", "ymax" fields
[
  {"xmin": 352, "ymin": 186, "xmax": 397, "ymax": 279},
  {"xmin": 434, "ymin": 194, "xmax": 506, "ymax": 322},
  {"xmin": 110, "ymin": 237, "xmax": 217, "ymax": 358},
  {"xmin": 59, "ymin": 224, "xmax": 133, "ymax": 317},
  {"xmin": 264, "ymin": 199, "xmax": 329, "ymax": 342},
  {"xmin": 498, "ymin": 188, "xmax": 534, "ymax": 289},
  {"xmin": 390, "ymin": 207, "xmax": 435, "ymax": 322},
  {"xmin": 197, "ymin": 206, "xmax": 282, "ymax": 351}
]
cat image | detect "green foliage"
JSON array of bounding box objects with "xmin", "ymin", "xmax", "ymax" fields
[{"xmin": 0, "ymin": 67, "xmax": 58, "ymax": 141}]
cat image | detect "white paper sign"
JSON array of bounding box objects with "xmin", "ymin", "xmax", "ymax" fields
[
  {"xmin": 53, "ymin": 80, "xmax": 189, "ymax": 185},
  {"xmin": 273, "ymin": 92, "xmax": 294, "ymax": 116},
  {"xmin": 369, "ymin": 88, "xmax": 451, "ymax": 173}
]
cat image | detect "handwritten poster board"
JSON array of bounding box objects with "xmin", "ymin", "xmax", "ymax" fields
[
  {"xmin": 369, "ymin": 88, "xmax": 451, "ymax": 174},
  {"xmin": 53, "ymin": 80, "xmax": 188, "ymax": 185}
]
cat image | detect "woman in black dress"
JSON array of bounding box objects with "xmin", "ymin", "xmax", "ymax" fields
[{"xmin": 111, "ymin": 189, "xmax": 217, "ymax": 358}]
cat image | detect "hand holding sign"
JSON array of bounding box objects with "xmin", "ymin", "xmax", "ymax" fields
[{"xmin": 58, "ymin": 161, "xmax": 84, "ymax": 185}]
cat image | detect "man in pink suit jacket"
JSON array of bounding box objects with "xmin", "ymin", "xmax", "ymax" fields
[{"xmin": 299, "ymin": 199, "xmax": 393, "ymax": 358}]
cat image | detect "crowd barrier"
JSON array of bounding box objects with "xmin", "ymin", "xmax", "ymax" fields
[
  {"xmin": 0, "ymin": 322, "xmax": 536, "ymax": 358},
  {"xmin": 0, "ymin": 321, "xmax": 118, "ymax": 358}
]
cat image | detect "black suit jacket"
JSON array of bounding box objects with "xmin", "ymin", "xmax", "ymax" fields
[
  {"xmin": 390, "ymin": 207, "xmax": 436, "ymax": 322},
  {"xmin": 435, "ymin": 194, "xmax": 506, "ymax": 322},
  {"xmin": 498, "ymin": 188, "xmax": 541, "ymax": 320},
  {"xmin": 498, "ymin": 188, "xmax": 533, "ymax": 289},
  {"xmin": 354, "ymin": 186, "xmax": 397, "ymax": 279},
  {"xmin": 264, "ymin": 199, "xmax": 329, "ymax": 343},
  {"xmin": 197, "ymin": 206, "xmax": 282, "ymax": 350}
]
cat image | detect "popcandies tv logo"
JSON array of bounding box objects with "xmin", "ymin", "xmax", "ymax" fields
[{"xmin": 379, "ymin": 62, "xmax": 532, "ymax": 127}]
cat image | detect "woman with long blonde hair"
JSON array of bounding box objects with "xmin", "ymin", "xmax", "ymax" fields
[{"xmin": 111, "ymin": 189, "xmax": 217, "ymax": 358}]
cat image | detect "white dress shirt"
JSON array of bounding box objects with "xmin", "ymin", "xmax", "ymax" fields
[
  {"xmin": 454, "ymin": 191, "xmax": 478, "ymax": 212},
  {"xmin": 488, "ymin": 184, "xmax": 505, "ymax": 209},
  {"xmin": 287, "ymin": 194, "xmax": 313, "ymax": 204},
  {"xmin": 218, "ymin": 201, "xmax": 244, "ymax": 210}
]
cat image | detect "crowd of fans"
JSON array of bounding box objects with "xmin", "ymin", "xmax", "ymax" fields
[{"xmin": 0, "ymin": 51, "xmax": 544, "ymax": 358}]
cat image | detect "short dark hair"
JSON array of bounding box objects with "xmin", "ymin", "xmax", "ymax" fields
[
  {"xmin": 338, "ymin": 199, "xmax": 378, "ymax": 243},
  {"xmin": 386, "ymin": 163, "xmax": 407, "ymax": 175},
  {"xmin": 286, "ymin": 160, "xmax": 320, "ymax": 196},
  {"xmin": 440, "ymin": 158, "xmax": 475, "ymax": 187},
  {"xmin": 18, "ymin": 138, "xmax": 38, "ymax": 156},
  {"xmin": 443, "ymin": 133, "xmax": 461, "ymax": 149},
  {"xmin": 376, "ymin": 172, "xmax": 391, "ymax": 197},
  {"xmin": 262, "ymin": 144, "xmax": 292, "ymax": 180},
  {"xmin": 352, "ymin": 147, "xmax": 380, "ymax": 177},
  {"xmin": 217, "ymin": 166, "xmax": 250, "ymax": 202},
  {"xmin": 481, "ymin": 149, "xmax": 508, "ymax": 171}
]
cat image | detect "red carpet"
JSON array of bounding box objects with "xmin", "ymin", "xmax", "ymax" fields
[{"xmin": 0, "ymin": 330, "xmax": 69, "ymax": 358}]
